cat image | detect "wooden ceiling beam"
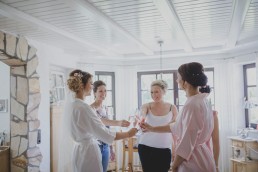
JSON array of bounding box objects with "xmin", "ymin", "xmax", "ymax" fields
[
  {"xmin": 0, "ymin": 1, "xmax": 115, "ymax": 56},
  {"xmin": 225, "ymin": 0, "xmax": 252, "ymax": 48},
  {"xmin": 65, "ymin": 0, "xmax": 154, "ymax": 55},
  {"xmin": 153, "ymin": 0, "xmax": 193, "ymax": 52}
]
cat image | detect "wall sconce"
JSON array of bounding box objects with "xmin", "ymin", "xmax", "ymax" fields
[{"xmin": 243, "ymin": 98, "xmax": 257, "ymax": 129}]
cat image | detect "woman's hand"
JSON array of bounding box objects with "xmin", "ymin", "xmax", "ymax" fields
[
  {"xmin": 139, "ymin": 122, "xmax": 153, "ymax": 132},
  {"xmin": 128, "ymin": 128, "xmax": 138, "ymax": 137},
  {"xmin": 119, "ymin": 120, "xmax": 130, "ymax": 127}
]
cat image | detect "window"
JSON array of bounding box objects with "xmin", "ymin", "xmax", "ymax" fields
[
  {"xmin": 137, "ymin": 70, "xmax": 177, "ymax": 108},
  {"xmin": 243, "ymin": 63, "xmax": 258, "ymax": 128},
  {"xmin": 95, "ymin": 72, "xmax": 116, "ymax": 119},
  {"xmin": 138, "ymin": 68, "xmax": 214, "ymax": 111},
  {"xmin": 50, "ymin": 72, "xmax": 65, "ymax": 104}
]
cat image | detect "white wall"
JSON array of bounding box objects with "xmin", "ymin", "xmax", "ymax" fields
[
  {"xmin": 83, "ymin": 53, "xmax": 258, "ymax": 171},
  {"xmin": 28, "ymin": 39, "xmax": 79, "ymax": 172},
  {"xmin": 23, "ymin": 38, "xmax": 258, "ymax": 172},
  {"xmin": 0, "ymin": 62, "xmax": 10, "ymax": 143},
  {"xmin": 78, "ymin": 57, "xmax": 245, "ymax": 170}
]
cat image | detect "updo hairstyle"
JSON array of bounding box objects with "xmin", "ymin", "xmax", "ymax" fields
[
  {"xmin": 67, "ymin": 69, "xmax": 92, "ymax": 93},
  {"xmin": 199, "ymin": 85, "xmax": 211, "ymax": 93},
  {"xmin": 151, "ymin": 80, "xmax": 168, "ymax": 93},
  {"xmin": 93, "ymin": 80, "xmax": 106, "ymax": 93},
  {"xmin": 178, "ymin": 62, "xmax": 210, "ymax": 93}
]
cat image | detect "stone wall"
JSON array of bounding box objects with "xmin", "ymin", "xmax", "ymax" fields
[{"xmin": 0, "ymin": 30, "xmax": 42, "ymax": 172}]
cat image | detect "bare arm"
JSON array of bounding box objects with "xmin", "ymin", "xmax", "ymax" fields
[
  {"xmin": 152, "ymin": 125, "xmax": 171, "ymax": 133},
  {"xmin": 114, "ymin": 128, "xmax": 137, "ymax": 140},
  {"xmin": 101, "ymin": 118, "xmax": 130, "ymax": 127},
  {"xmin": 101, "ymin": 118, "xmax": 120, "ymax": 126},
  {"xmin": 90, "ymin": 104, "xmax": 130, "ymax": 127},
  {"xmin": 140, "ymin": 104, "xmax": 175, "ymax": 133},
  {"xmin": 140, "ymin": 122, "xmax": 171, "ymax": 133},
  {"xmin": 140, "ymin": 104, "xmax": 148, "ymax": 119},
  {"xmin": 212, "ymin": 111, "xmax": 220, "ymax": 168},
  {"xmin": 171, "ymin": 105, "xmax": 178, "ymax": 122}
]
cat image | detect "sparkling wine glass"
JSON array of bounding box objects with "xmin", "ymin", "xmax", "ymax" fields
[
  {"xmin": 128, "ymin": 114, "xmax": 135, "ymax": 129},
  {"xmin": 134, "ymin": 109, "xmax": 146, "ymax": 135}
]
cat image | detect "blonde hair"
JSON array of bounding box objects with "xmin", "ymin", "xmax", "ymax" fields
[
  {"xmin": 67, "ymin": 69, "xmax": 92, "ymax": 93},
  {"xmin": 151, "ymin": 80, "xmax": 168, "ymax": 92}
]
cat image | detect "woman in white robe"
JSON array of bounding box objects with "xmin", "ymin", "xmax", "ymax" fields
[{"xmin": 60, "ymin": 69, "xmax": 137, "ymax": 172}]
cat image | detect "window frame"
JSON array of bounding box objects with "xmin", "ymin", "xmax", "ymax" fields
[
  {"xmin": 243, "ymin": 63, "xmax": 257, "ymax": 128},
  {"xmin": 137, "ymin": 68, "xmax": 214, "ymax": 110},
  {"xmin": 95, "ymin": 71, "xmax": 116, "ymax": 119},
  {"xmin": 137, "ymin": 70, "xmax": 178, "ymax": 108}
]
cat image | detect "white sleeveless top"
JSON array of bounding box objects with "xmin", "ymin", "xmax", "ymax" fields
[{"xmin": 138, "ymin": 108, "xmax": 173, "ymax": 149}]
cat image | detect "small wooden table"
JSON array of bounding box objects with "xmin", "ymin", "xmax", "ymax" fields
[
  {"xmin": 128, "ymin": 137, "xmax": 135, "ymax": 171},
  {"xmin": 122, "ymin": 137, "xmax": 141, "ymax": 172}
]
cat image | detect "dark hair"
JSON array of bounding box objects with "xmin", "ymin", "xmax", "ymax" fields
[
  {"xmin": 199, "ymin": 85, "xmax": 211, "ymax": 93},
  {"xmin": 178, "ymin": 62, "xmax": 210, "ymax": 93},
  {"xmin": 93, "ymin": 80, "xmax": 106, "ymax": 93},
  {"xmin": 67, "ymin": 69, "xmax": 92, "ymax": 93}
]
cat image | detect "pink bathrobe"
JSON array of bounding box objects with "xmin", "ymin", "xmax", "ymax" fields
[{"xmin": 170, "ymin": 93, "xmax": 216, "ymax": 172}]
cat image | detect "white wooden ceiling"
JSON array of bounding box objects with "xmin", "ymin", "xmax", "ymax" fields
[{"xmin": 0, "ymin": 0, "xmax": 257, "ymax": 61}]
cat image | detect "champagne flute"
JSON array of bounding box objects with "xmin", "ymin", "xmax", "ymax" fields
[
  {"xmin": 128, "ymin": 114, "xmax": 135, "ymax": 129},
  {"xmin": 134, "ymin": 109, "xmax": 146, "ymax": 135}
]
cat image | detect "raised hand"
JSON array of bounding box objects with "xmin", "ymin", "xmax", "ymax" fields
[
  {"xmin": 139, "ymin": 122, "xmax": 153, "ymax": 132},
  {"xmin": 128, "ymin": 128, "xmax": 138, "ymax": 137},
  {"xmin": 119, "ymin": 120, "xmax": 130, "ymax": 127}
]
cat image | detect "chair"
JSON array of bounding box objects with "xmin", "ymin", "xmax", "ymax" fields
[{"xmin": 121, "ymin": 137, "xmax": 142, "ymax": 172}]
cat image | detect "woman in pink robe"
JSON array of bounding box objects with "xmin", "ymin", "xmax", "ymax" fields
[{"xmin": 140, "ymin": 62, "xmax": 216, "ymax": 172}]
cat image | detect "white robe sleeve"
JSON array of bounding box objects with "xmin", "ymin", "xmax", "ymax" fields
[{"xmin": 72, "ymin": 104, "xmax": 116, "ymax": 145}]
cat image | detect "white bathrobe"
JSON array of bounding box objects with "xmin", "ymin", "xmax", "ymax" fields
[{"xmin": 70, "ymin": 98, "xmax": 116, "ymax": 172}]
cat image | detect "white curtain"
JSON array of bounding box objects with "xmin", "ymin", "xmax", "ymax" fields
[{"xmin": 214, "ymin": 59, "xmax": 245, "ymax": 172}]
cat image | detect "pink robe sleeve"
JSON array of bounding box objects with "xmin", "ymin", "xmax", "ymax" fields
[{"xmin": 170, "ymin": 107, "xmax": 204, "ymax": 161}]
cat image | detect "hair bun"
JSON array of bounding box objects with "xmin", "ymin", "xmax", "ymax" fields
[
  {"xmin": 178, "ymin": 62, "xmax": 208, "ymax": 87},
  {"xmin": 67, "ymin": 76, "xmax": 82, "ymax": 93},
  {"xmin": 199, "ymin": 85, "xmax": 211, "ymax": 93}
]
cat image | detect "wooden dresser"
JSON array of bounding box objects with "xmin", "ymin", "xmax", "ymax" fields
[
  {"xmin": 229, "ymin": 136, "xmax": 258, "ymax": 172},
  {"xmin": 0, "ymin": 146, "xmax": 10, "ymax": 172}
]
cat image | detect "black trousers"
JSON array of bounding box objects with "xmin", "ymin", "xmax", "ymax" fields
[{"xmin": 138, "ymin": 144, "xmax": 171, "ymax": 172}]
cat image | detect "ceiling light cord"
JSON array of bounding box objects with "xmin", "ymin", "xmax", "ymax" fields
[{"xmin": 158, "ymin": 40, "xmax": 164, "ymax": 79}]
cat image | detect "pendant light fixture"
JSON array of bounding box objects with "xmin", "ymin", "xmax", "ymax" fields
[{"xmin": 158, "ymin": 40, "xmax": 164, "ymax": 79}]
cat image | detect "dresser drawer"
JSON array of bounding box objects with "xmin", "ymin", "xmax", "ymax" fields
[{"xmin": 232, "ymin": 140, "xmax": 244, "ymax": 148}]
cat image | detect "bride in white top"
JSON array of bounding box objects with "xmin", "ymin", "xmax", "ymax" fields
[
  {"xmin": 59, "ymin": 69, "xmax": 137, "ymax": 172},
  {"xmin": 138, "ymin": 80, "xmax": 178, "ymax": 172}
]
